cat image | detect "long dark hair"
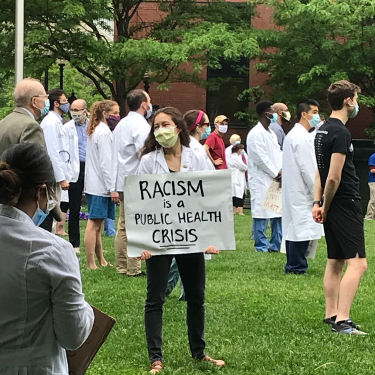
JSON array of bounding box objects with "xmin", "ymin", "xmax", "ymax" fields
[
  {"xmin": 141, "ymin": 107, "xmax": 190, "ymax": 156},
  {"xmin": 0, "ymin": 143, "xmax": 55, "ymax": 206}
]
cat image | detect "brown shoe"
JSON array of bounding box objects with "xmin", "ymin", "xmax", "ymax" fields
[
  {"xmin": 201, "ymin": 355, "xmax": 225, "ymax": 367},
  {"xmin": 150, "ymin": 361, "xmax": 163, "ymax": 374}
]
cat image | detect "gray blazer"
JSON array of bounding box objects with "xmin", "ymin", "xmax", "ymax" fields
[{"xmin": 0, "ymin": 108, "xmax": 46, "ymax": 156}]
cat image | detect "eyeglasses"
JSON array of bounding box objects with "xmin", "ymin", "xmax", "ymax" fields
[
  {"xmin": 70, "ymin": 108, "xmax": 86, "ymax": 112},
  {"xmin": 203, "ymin": 122, "xmax": 210, "ymax": 126},
  {"xmin": 33, "ymin": 94, "xmax": 49, "ymax": 99}
]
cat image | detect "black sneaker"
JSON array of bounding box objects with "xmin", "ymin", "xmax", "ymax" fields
[
  {"xmin": 128, "ymin": 271, "xmax": 146, "ymax": 278},
  {"xmin": 331, "ymin": 319, "xmax": 367, "ymax": 336},
  {"xmin": 323, "ymin": 315, "xmax": 336, "ymax": 325}
]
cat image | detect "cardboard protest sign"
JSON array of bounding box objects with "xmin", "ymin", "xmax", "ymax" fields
[
  {"xmin": 124, "ymin": 170, "xmax": 236, "ymax": 257},
  {"xmin": 280, "ymin": 239, "xmax": 318, "ymax": 259},
  {"xmin": 261, "ymin": 181, "xmax": 282, "ymax": 214}
]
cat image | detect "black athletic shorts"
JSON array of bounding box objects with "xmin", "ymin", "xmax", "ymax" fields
[{"xmin": 323, "ymin": 198, "xmax": 366, "ymax": 259}]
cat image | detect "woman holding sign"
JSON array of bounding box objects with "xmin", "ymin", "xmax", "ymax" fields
[{"xmin": 138, "ymin": 107, "xmax": 225, "ymax": 374}]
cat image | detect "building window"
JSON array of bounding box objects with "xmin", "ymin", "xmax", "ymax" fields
[{"xmin": 206, "ymin": 57, "xmax": 249, "ymax": 128}]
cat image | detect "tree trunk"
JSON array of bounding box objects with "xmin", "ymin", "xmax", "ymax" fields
[{"xmin": 114, "ymin": 77, "xmax": 127, "ymax": 117}]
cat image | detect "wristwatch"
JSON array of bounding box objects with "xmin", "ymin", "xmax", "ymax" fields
[{"xmin": 313, "ymin": 200, "xmax": 321, "ymax": 207}]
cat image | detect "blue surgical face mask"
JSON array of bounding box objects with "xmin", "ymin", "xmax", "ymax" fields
[
  {"xmin": 234, "ymin": 140, "xmax": 241, "ymax": 145},
  {"xmin": 32, "ymin": 203, "xmax": 50, "ymax": 226},
  {"xmin": 59, "ymin": 102, "xmax": 70, "ymax": 114},
  {"xmin": 145, "ymin": 103, "xmax": 153, "ymax": 120},
  {"xmin": 201, "ymin": 126, "xmax": 211, "ymax": 140},
  {"xmin": 32, "ymin": 186, "xmax": 51, "ymax": 226},
  {"xmin": 272, "ymin": 113, "xmax": 278, "ymax": 122},
  {"xmin": 41, "ymin": 100, "xmax": 50, "ymax": 116},
  {"xmin": 350, "ymin": 103, "xmax": 359, "ymax": 118},
  {"xmin": 307, "ymin": 113, "xmax": 320, "ymax": 128},
  {"xmin": 34, "ymin": 98, "xmax": 50, "ymax": 117}
]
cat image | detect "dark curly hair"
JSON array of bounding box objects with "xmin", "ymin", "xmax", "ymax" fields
[{"xmin": 141, "ymin": 107, "xmax": 190, "ymax": 156}]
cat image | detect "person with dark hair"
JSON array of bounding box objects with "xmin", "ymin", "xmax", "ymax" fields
[
  {"xmin": 228, "ymin": 143, "xmax": 247, "ymax": 215},
  {"xmin": 203, "ymin": 115, "xmax": 229, "ymax": 169},
  {"xmin": 84, "ymin": 100, "xmax": 119, "ymax": 269},
  {"xmin": 111, "ymin": 89, "xmax": 151, "ymax": 277},
  {"xmin": 40, "ymin": 89, "xmax": 78, "ymax": 232},
  {"xmin": 246, "ymin": 100, "xmax": 283, "ymax": 253},
  {"xmin": 137, "ymin": 107, "xmax": 224, "ymax": 374},
  {"xmin": 0, "ymin": 143, "xmax": 94, "ymax": 373},
  {"xmin": 269, "ymin": 102, "xmax": 290, "ymax": 148},
  {"xmin": 313, "ymin": 80, "xmax": 367, "ymax": 335},
  {"xmin": 282, "ymin": 99, "xmax": 323, "ymax": 275},
  {"xmin": 184, "ymin": 109, "xmax": 214, "ymax": 169}
]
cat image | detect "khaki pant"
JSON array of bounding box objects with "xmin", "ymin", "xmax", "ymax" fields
[
  {"xmin": 365, "ymin": 183, "xmax": 375, "ymax": 220},
  {"xmin": 115, "ymin": 192, "xmax": 141, "ymax": 275}
]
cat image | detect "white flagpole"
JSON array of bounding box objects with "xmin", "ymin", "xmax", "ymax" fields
[{"xmin": 15, "ymin": 0, "xmax": 24, "ymax": 85}]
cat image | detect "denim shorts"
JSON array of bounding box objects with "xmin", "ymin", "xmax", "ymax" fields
[{"xmin": 86, "ymin": 194, "xmax": 116, "ymax": 220}]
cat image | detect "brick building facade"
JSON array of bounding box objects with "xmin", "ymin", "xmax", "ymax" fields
[{"xmin": 135, "ymin": 3, "xmax": 372, "ymax": 143}]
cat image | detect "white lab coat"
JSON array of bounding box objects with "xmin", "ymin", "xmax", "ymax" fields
[
  {"xmin": 85, "ymin": 122, "xmax": 113, "ymax": 197},
  {"xmin": 40, "ymin": 112, "xmax": 79, "ymax": 183},
  {"xmin": 228, "ymin": 152, "xmax": 247, "ymax": 198},
  {"xmin": 282, "ymin": 123, "xmax": 323, "ymax": 241},
  {"xmin": 225, "ymin": 145, "xmax": 233, "ymax": 163},
  {"xmin": 189, "ymin": 136, "xmax": 215, "ymax": 170},
  {"xmin": 246, "ymin": 122, "xmax": 282, "ymax": 219},
  {"xmin": 111, "ymin": 111, "xmax": 151, "ymax": 192},
  {"xmin": 137, "ymin": 145, "xmax": 210, "ymax": 174},
  {"xmin": 0, "ymin": 204, "xmax": 94, "ymax": 375},
  {"xmin": 64, "ymin": 119, "xmax": 80, "ymax": 183}
]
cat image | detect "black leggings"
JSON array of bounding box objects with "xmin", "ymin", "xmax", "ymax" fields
[{"xmin": 144, "ymin": 252, "xmax": 206, "ymax": 363}]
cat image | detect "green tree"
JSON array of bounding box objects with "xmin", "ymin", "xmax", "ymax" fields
[
  {"xmin": 0, "ymin": 0, "xmax": 259, "ymax": 115},
  {"xmin": 255, "ymin": 0, "xmax": 375, "ymax": 133}
]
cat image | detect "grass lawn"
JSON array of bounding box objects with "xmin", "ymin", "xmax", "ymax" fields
[{"xmin": 69, "ymin": 209, "xmax": 375, "ymax": 375}]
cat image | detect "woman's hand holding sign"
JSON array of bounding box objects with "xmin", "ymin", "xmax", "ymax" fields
[
  {"xmin": 204, "ymin": 246, "xmax": 219, "ymax": 255},
  {"xmin": 139, "ymin": 250, "xmax": 152, "ymax": 260}
]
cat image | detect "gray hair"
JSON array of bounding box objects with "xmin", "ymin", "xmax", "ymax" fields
[{"xmin": 13, "ymin": 78, "xmax": 44, "ymax": 107}]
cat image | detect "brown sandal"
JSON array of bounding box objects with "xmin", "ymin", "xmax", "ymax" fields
[
  {"xmin": 150, "ymin": 361, "xmax": 163, "ymax": 374},
  {"xmin": 202, "ymin": 355, "xmax": 225, "ymax": 367}
]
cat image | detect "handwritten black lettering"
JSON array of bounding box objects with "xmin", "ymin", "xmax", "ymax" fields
[
  {"xmin": 139, "ymin": 180, "xmax": 205, "ymax": 200},
  {"xmin": 188, "ymin": 229, "xmax": 198, "ymax": 242},
  {"xmin": 152, "ymin": 230, "xmax": 160, "ymax": 243},
  {"xmin": 140, "ymin": 181, "xmax": 151, "ymax": 200}
]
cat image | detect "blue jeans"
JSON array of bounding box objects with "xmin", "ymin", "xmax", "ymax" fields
[
  {"xmin": 284, "ymin": 240, "xmax": 309, "ymax": 274},
  {"xmin": 253, "ymin": 218, "xmax": 282, "ymax": 252},
  {"xmin": 104, "ymin": 218, "xmax": 116, "ymax": 236},
  {"xmin": 166, "ymin": 258, "xmax": 185, "ymax": 301}
]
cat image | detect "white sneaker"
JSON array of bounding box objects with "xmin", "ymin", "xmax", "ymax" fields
[{"xmin": 74, "ymin": 247, "xmax": 80, "ymax": 254}]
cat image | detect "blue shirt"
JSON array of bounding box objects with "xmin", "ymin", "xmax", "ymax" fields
[
  {"xmin": 75, "ymin": 120, "xmax": 88, "ymax": 162},
  {"xmin": 368, "ymin": 153, "xmax": 375, "ymax": 183},
  {"xmin": 269, "ymin": 121, "xmax": 285, "ymax": 148}
]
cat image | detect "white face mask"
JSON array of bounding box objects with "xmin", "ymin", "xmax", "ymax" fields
[{"xmin": 217, "ymin": 124, "xmax": 228, "ymax": 133}]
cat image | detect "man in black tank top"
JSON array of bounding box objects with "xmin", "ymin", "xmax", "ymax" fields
[{"xmin": 313, "ymin": 80, "xmax": 367, "ymax": 336}]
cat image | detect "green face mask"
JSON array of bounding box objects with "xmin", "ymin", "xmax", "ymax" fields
[{"xmin": 154, "ymin": 126, "xmax": 179, "ymax": 148}]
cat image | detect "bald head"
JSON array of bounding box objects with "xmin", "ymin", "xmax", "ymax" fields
[
  {"xmin": 70, "ymin": 99, "xmax": 87, "ymax": 111},
  {"xmin": 273, "ymin": 103, "xmax": 288, "ymax": 112},
  {"xmin": 70, "ymin": 98, "xmax": 88, "ymax": 124},
  {"xmin": 13, "ymin": 78, "xmax": 46, "ymax": 108}
]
